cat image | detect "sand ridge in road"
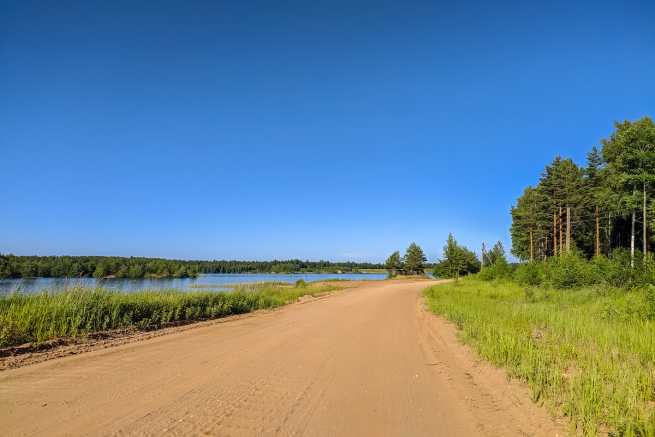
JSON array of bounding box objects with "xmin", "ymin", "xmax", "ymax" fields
[{"xmin": 0, "ymin": 279, "xmax": 564, "ymax": 436}]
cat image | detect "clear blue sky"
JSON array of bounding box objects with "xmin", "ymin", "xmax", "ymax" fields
[{"xmin": 2, "ymin": 0, "xmax": 654, "ymax": 262}]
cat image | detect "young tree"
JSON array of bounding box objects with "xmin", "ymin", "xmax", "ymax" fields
[
  {"xmin": 403, "ymin": 243, "xmax": 427, "ymax": 275},
  {"xmin": 480, "ymin": 240, "xmax": 511, "ymax": 278},
  {"xmin": 384, "ymin": 251, "xmax": 402, "ymax": 276},
  {"xmin": 93, "ymin": 262, "xmax": 107, "ymax": 279},
  {"xmin": 484, "ymin": 241, "xmax": 507, "ymax": 265},
  {"xmin": 434, "ymin": 234, "xmax": 480, "ymax": 279},
  {"xmin": 460, "ymin": 246, "xmax": 482, "ymax": 275}
]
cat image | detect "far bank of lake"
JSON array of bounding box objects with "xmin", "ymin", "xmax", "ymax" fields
[{"xmin": 0, "ymin": 272, "xmax": 387, "ymax": 295}]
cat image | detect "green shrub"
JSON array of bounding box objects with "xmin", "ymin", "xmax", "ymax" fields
[
  {"xmin": 513, "ymin": 262, "xmax": 544, "ymax": 286},
  {"xmin": 604, "ymin": 248, "xmax": 638, "ymax": 287},
  {"xmin": 478, "ymin": 258, "xmax": 512, "ymax": 281},
  {"xmin": 544, "ymin": 251, "xmax": 592, "ymax": 288},
  {"xmin": 295, "ymin": 279, "xmax": 307, "ymax": 288},
  {"xmin": 638, "ymin": 253, "xmax": 655, "ymax": 285},
  {"xmin": 644, "ymin": 284, "xmax": 655, "ymax": 320}
]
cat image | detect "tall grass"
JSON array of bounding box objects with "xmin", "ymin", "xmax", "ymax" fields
[
  {"xmin": 424, "ymin": 279, "xmax": 655, "ymax": 436},
  {"xmin": 0, "ymin": 283, "xmax": 338, "ymax": 348}
]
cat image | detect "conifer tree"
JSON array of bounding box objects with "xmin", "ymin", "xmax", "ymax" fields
[
  {"xmin": 384, "ymin": 251, "xmax": 402, "ymax": 275},
  {"xmin": 403, "ymin": 243, "xmax": 427, "ymax": 275}
]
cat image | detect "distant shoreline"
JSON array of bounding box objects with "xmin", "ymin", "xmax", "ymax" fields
[
  {"xmin": 1, "ymin": 270, "xmax": 389, "ymax": 281},
  {"xmin": 0, "ymin": 255, "xmax": 385, "ymax": 280}
]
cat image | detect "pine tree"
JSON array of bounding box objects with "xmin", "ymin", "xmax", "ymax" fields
[
  {"xmin": 384, "ymin": 251, "xmax": 402, "ymax": 275},
  {"xmin": 509, "ymin": 116, "xmax": 655, "ymax": 263},
  {"xmin": 536, "ymin": 157, "xmax": 584, "ymax": 255},
  {"xmin": 403, "ymin": 243, "xmax": 426, "ymax": 275},
  {"xmin": 602, "ymin": 117, "xmax": 655, "ymax": 264},
  {"xmin": 442, "ymin": 234, "xmax": 462, "ymax": 279},
  {"xmin": 511, "ymin": 186, "xmax": 549, "ymax": 260}
]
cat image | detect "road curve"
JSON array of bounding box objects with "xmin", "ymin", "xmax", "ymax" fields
[{"xmin": 0, "ymin": 280, "xmax": 562, "ymax": 436}]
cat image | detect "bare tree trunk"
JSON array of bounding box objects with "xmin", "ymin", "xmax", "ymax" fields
[
  {"xmin": 595, "ymin": 205, "xmax": 600, "ymax": 257},
  {"xmin": 566, "ymin": 206, "xmax": 571, "ymax": 253},
  {"xmin": 529, "ymin": 228, "xmax": 534, "ymax": 262},
  {"xmin": 644, "ymin": 182, "xmax": 648, "ymax": 256},
  {"xmin": 607, "ymin": 211, "xmax": 612, "ymax": 256},
  {"xmin": 559, "ymin": 206, "xmax": 563, "ymax": 255},
  {"xmin": 631, "ymin": 210, "xmax": 636, "ymax": 268},
  {"xmin": 481, "ymin": 242, "xmax": 486, "ymax": 269},
  {"xmin": 553, "ymin": 211, "xmax": 557, "ymax": 257}
]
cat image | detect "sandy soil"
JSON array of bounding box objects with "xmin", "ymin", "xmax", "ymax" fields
[{"xmin": 0, "ymin": 280, "xmax": 564, "ymax": 436}]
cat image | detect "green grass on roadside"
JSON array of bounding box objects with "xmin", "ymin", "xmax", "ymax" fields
[
  {"xmin": 0, "ymin": 283, "xmax": 339, "ymax": 348},
  {"xmin": 424, "ymin": 279, "xmax": 655, "ymax": 436}
]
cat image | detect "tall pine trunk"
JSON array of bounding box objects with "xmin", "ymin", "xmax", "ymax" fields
[
  {"xmin": 553, "ymin": 211, "xmax": 558, "ymax": 257},
  {"xmin": 595, "ymin": 205, "xmax": 600, "ymax": 257},
  {"xmin": 566, "ymin": 206, "xmax": 571, "ymax": 253},
  {"xmin": 644, "ymin": 182, "xmax": 648, "ymax": 256},
  {"xmin": 607, "ymin": 211, "xmax": 612, "ymax": 256},
  {"xmin": 559, "ymin": 206, "xmax": 563, "ymax": 255},
  {"xmin": 631, "ymin": 210, "xmax": 636, "ymax": 268}
]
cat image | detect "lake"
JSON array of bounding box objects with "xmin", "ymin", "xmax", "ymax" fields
[{"xmin": 0, "ymin": 273, "xmax": 387, "ymax": 295}]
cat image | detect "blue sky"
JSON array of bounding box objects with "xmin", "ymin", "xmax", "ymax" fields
[{"xmin": 1, "ymin": 0, "xmax": 654, "ymax": 262}]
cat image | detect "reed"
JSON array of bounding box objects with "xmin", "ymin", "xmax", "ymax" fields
[{"xmin": 0, "ymin": 283, "xmax": 338, "ymax": 348}]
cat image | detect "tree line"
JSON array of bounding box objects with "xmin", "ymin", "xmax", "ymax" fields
[
  {"xmin": 510, "ymin": 116, "xmax": 655, "ymax": 266},
  {"xmin": 384, "ymin": 236, "xmax": 490, "ymax": 279},
  {"xmin": 383, "ymin": 243, "xmax": 428, "ymax": 276},
  {"xmin": 0, "ymin": 255, "xmax": 384, "ymax": 279}
]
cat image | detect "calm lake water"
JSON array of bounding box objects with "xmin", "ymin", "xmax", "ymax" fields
[{"xmin": 0, "ymin": 273, "xmax": 387, "ymax": 295}]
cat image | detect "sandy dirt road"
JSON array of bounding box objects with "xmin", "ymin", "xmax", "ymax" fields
[{"xmin": 0, "ymin": 280, "xmax": 562, "ymax": 436}]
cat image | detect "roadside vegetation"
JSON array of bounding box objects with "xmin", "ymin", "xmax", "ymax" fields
[
  {"xmin": 425, "ymin": 275, "xmax": 655, "ymax": 436},
  {"xmin": 0, "ymin": 282, "xmax": 339, "ymax": 348},
  {"xmin": 424, "ymin": 117, "xmax": 655, "ymax": 435}
]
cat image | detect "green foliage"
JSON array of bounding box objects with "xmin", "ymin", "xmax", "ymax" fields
[
  {"xmin": 479, "ymin": 247, "xmax": 655, "ymax": 290},
  {"xmin": 592, "ymin": 249, "xmax": 636, "ymax": 287},
  {"xmin": 403, "ymin": 243, "xmax": 427, "ymax": 275},
  {"xmin": 0, "ymin": 254, "xmax": 383, "ymax": 279},
  {"xmin": 510, "ymin": 116, "xmax": 655, "ymax": 262},
  {"xmin": 93, "ymin": 263, "xmax": 106, "ymax": 279},
  {"xmin": 644, "ymin": 285, "xmax": 655, "ymax": 321},
  {"xmin": 0, "ymin": 282, "xmax": 338, "ymax": 347},
  {"xmin": 478, "ymin": 241, "xmax": 511, "ymax": 280},
  {"xmin": 433, "ymin": 233, "xmax": 480, "ymax": 279},
  {"xmin": 384, "ymin": 251, "xmax": 402, "ymax": 276},
  {"xmin": 294, "ymin": 279, "xmax": 307, "ymax": 288},
  {"xmin": 513, "ymin": 262, "xmax": 544, "ymax": 286},
  {"xmin": 544, "ymin": 251, "xmax": 592, "ymax": 289},
  {"xmin": 424, "ymin": 279, "xmax": 655, "ymax": 436},
  {"xmin": 603, "ymin": 117, "xmax": 655, "ymax": 190},
  {"xmin": 483, "ymin": 241, "xmax": 508, "ymax": 266}
]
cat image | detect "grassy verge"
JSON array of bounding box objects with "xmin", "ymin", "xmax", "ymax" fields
[
  {"xmin": 424, "ymin": 279, "xmax": 655, "ymax": 436},
  {"xmin": 0, "ymin": 282, "xmax": 340, "ymax": 348}
]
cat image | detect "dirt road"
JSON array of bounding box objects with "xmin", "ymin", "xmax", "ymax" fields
[{"xmin": 0, "ymin": 280, "xmax": 562, "ymax": 436}]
